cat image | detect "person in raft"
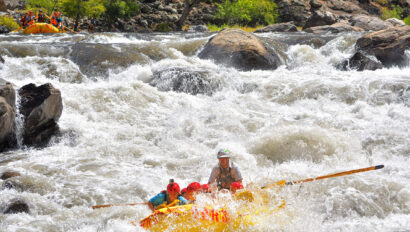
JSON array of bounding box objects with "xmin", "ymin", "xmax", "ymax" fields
[
  {"xmin": 208, "ymin": 149, "xmax": 243, "ymax": 190},
  {"xmin": 230, "ymin": 182, "xmax": 244, "ymax": 194},
  {"xmin": 184, "ymin": 182, "xmax": 202, "ymax": 202},
  {"xmin": 147, "ymin": 179, "xmax": 188, "ymax": 211}
]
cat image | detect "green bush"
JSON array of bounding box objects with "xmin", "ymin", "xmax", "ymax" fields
[
  {"xmin": 0, "ymin": 15, "xmax": 19, "ymax": 30},
  {"xmin": 104, "ymin": 0, "xmax": 139, "ymax": 20},
  {"xmin": 381, "ymin": 5, "xmax": 404, "ymax": 20},
  {"xmin": 215, "ymin": 0, "xmax": 278, "ymax": 27},
  {"xmin": 375, "ymin": 0, "xmax": 388, "ymax": 6},
  {"xmin": 156, "ymin": 22, "xmax": 171, "ymax": 32},
  {"xmin": 404, "ymin": 16, "xmax": 410, "ymax": 25},
  {"xmin": 25, "ymin": 0, "xmax": 61, "ymax": 15}
]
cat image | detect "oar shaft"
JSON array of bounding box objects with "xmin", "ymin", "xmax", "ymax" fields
[
  {"xmin": 92, "ymin": 203, "xmax": 147, "ymax": 209},
  {"xmin": 287, "ymin": 165, "xmax": 384, "ymax": 185}
]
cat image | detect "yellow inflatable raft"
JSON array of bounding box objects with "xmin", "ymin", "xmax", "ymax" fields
[
  {"xmin": 135, "ymin": 189, "xmax": 286, "ymax": 231},
  {"xmin": 22, "ymin": 23, "xmax": 64, "ymax": 34}
]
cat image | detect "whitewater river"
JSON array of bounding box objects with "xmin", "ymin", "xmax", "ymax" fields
[{"xmin": 0, "ymin": 31, "xmax": 409, "ymax": 232}]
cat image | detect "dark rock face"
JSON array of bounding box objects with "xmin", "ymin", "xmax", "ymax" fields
[
  {"xmin": 304, "ymin": 22, "xmax": 364, "ymax": 34},
  {"xmin": 198, "ymin": 28, "xmax": 282, "ymax": 71},
  {"xmin": 0, "ymin": 55, "xmax": 4, "ymax": 63},
  {"xmin": 0, "ymin": 171, "xmax": 20, "ymax": 180},
  {"xmin": 339, "ymin": 52, "xmax": 383, "ymax": 71},
  {"xmin": 3, "ymin": 199, "xmax": 29, "ymax": 214},
  {"xmin": 18, "ymin": 83, "xmax": 63, "ymax": 146},
  {"xmin": 150, "ymin": 68, "xmax": 220, "ymax": 95},
  {"xmin": 276, "ymin": 0, "xmax": 311, "ymax": 26},
  {"xmin": 254, "ymin": 22, "xmax": 298, "ymax": 33},
  {"xmin": 303, "ymin": 11, "xmax": 338, "ymax": 29},
  {"xmin": 355, "ymin": 26, "xmax": 410, "ymax": 67}
]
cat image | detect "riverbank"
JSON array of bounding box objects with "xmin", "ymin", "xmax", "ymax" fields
[{"xmin": 0, "ymin": 0, "xmax": 409, "ymax": 33}]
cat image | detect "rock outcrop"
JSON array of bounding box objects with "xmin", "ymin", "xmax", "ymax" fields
[
  {"xmin": 18, "ymin": 83, "xmax": 63, "ymax": 146},
  {"xmin": 0, "ymin": 80, "xmax": 15, "ymax": 151},
  {"xmin": 303, "ymin": 11, "xmax": 338, "ymax": 29},
  {"xmin": 355, "ymin": 26, "xmax": 410, "ymax": 67},
  {"xmin": 304, "ymin": 22, "xmax": 364, "ymax": 34},
  {"xmin": 198, "ymin": 28, "xmax": 282, "ymax": 71},
  {"xmin": 350, "ymin": 15, "xmax": 394, "ymax": 31},
  {"xmin": 254, "ymin": 22, "xmax": 298, "ymax": 33}
]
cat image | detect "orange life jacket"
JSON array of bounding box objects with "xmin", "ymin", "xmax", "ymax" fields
[{"xmin": 51, "ymin": 16, "xmax": 57, "ymax": 27}]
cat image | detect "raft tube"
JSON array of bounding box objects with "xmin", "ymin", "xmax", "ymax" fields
[{"xmin": 22, "ymin": 23, "xmax": 63, "ymax": 34}]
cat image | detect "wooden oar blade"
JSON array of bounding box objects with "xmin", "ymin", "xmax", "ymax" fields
[
  {"xmin": 261, "ymin": 179, "xmax": 286, "ymax": 189},
  {"xmin": 92, "ymin": 203, "xmax": 147, "ymax": 209}
]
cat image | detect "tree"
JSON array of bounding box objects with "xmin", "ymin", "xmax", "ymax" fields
[
  {"xmin": 25, "ymin": 0, "xmax": 61, "ymax": 15},
  {"xmin": 176, "ymin": 0, "xmax": 201, "ymax": 31},
  {"xmin": 60, "ymin": 0, "xmax": 105, "ymax": 30}
]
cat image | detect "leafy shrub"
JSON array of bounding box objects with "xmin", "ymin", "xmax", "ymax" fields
[
  {"xmin": 381, "ymin": 5, "xmax": 404, "ymax": 20},
  {"xmin": 25, "ymin": 0, "xmax": 61, "ymax": 15},
  {"xmin": 375, "ymin": 0, "xmax": 388, "ymax": 6},
  {"xmin": 156, "ymin": 22, "xmax": 171, "ymax": 32},
  {"xmin": 0, "ymin": 15, "xmax": 19, "ymax": 30},
  {"xmin": 104, "ymin": 0, "xmax": 139, "ymax": 20},
  {"xmin": 215, "ymin": 0, "xmax": 278, "ymax": 27},
  {"xmin": 404, "ymin": 16, "xmax": 410, "ymax": 25}
]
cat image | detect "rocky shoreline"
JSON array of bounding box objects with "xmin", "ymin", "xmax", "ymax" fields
[{"xmin": 0, "ymin": 0, "xmax": 408, "ymax": 33}]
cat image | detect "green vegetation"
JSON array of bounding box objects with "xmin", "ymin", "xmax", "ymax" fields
[
  {"xmin": 207, "ymin": 24, "xmax": 265, "ymax": 32},
  {"xmin": 104, "ymin": 0, "xmax": 139, "ymax": 21},
  {"xmin": 25, "ymin": 0, "xmax": 61, "ymax": 15},
  {"xmin": 381, "ymin": 5, "xmax": 404, "ymax": 20},
  {"xmin": 156, "ymin": 22, "xmax": 171, "ymax": 32},
  {"xmin": 404, "ymin": 16, "xmax": 410, "ymax": 26},
  {"xmin": 215, "ymin": 0, "xmax": 278, "ymax": 27},
  {"xmin": 375, "ymin": 0, "xmax": 388, "ymax": 6},
  {"xmin": 0, "ymin": 15, "xmax": 19, "ymax": 30}
]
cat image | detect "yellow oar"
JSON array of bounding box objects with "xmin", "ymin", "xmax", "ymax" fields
[
  {"xmin": 11, "ymin": 27, "xmax": 22, "ymax": 33},
  {"xmin": 262, "ymin": 165, "xmax": 384, "ymax": 189},
  {"xmin": 92, "ymin": 202, "xmax": 147, "ymax": 209}
]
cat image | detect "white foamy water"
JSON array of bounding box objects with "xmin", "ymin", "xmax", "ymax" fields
[{"xmin": 0, "ymin": 32, "xmax": 409, "ymax": 232}]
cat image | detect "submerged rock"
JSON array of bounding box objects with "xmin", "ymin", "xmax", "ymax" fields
[
  {"xmin": 150, "ymin": 67, "xmax": 220, "ymax": 95},
  {"xmin": 254, "ymin": 22, "xmax": 298, "ymax": 33},
  {"xmin": 339, "ymin": 52, "xmax": 383, "ymax": 71},
  {"xmin": 198, "ymin": 28, "xmax": 282, "ymax": 71},
  {"xmin": 3, "ymin": 199, "xmax": 29, "ymax": 214},
  {"xmin": 0, "ymin": 171, "xmax": 20, "ymax": 180},
  {"xmin": 355, "ymin": 26, "xmax": 410, "ymax": 67},
  {"xmin": 18, "ymin": 83, "xmax": 63, "ymax": 146},
  {"xmin": 186, "ymin": 25, "xmax": 209, "ymax": 33}
]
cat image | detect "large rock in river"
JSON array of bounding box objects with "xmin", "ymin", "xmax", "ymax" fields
[
  {"xmin": 18, "ymin": 83, "xmax": 62, "ymax": 146},
  {"xmin": 304, "ymin": 22, "xmax": 364, "ymax": 34},
  {"xmin": 350, "ymin": 15, "xmax": 394, "ymax": 31},
  {"xmin": 355, "ymin": 26, "xmax": 410, "ymax": 67},
  {"xmin": 0, "ymin": 80, "xmax": 15, "ymax": 151},
  {"xmin": 198, "ymin": 28, "xmax": 282, "ymax": 71}
]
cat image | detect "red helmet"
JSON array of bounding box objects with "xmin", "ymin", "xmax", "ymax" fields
[
  {"xmin": 187, "ymin": 182, "xmax": 201, "ymax": 192},
  {"xmin": 30, "ymin": 11, "xmax": 33, "ymax": 13},
  {"xmin": 167, "ymin": 180, "xmax": 180, "ymax": 193},
  {"xmin": 230, "ymin": 182, "xmax": 243, "ymax": 189},
  {"xmin": 25, "ymin": 12, "xmax": 29, "ymax": 15},
  {"xmin": 181, "ymin": 188, "xmax": 187, "ymax": 194}
]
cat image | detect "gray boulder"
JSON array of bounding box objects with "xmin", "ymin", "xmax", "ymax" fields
[
  {"xmin": 198, "ymin": 28, "xmax": 282, "ymax": 71},
  {"xmin": 2, "ymin": 0, "xmax": 25, "ymax": 10},
  {"xmin": 355, "ymin": 26, "xmax": 410, "ymax": 67},
  {"xmin": 0, "ymin": 79, "xmax": 15, "ymax": 108},
  {"xmin": 385, "ymin": 18, "xmax": 406, "ymax": 27},
  {"xmin": 303, "ymin": 11, "xmax": 338, "ymax": 29},
  {"xmin": 0, "ymin": 80, "xmax": 15, "ymax": 151},
  {"xmin": 304, "ymin": 22, "xmax": 364, "ymax": 34},
  {"xmin": 18, "ymin": 83, "xmax": 63, "ymax": 146},
  {"xmin": 350, "ymin": 15, "xmax": 394, "ymax": 31},
  {"xmin": 186, "ymin": 25, "xmax": 209, "ymax": 33},
  {"xmin": 254, "ymin": 22, "xmax": 298, "ymax": 33}
]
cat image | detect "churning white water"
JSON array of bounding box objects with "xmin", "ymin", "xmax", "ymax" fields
[{"xmin": 0, "ymin": 31, "xmax": 409, "ymax": 232}]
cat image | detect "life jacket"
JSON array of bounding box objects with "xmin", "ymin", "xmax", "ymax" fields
[
  {"xmin": 25, "ymin": 16, "xmax": 35, "ymax": 25},
  {"xmin": 20, "ymin": 16, "xmax": 27, "ymax": 26},
  {"xmin": 51, "ymin": 16, "xmax": 58, "ymax": 27},
  {"xmin": 155, "ymin": 190, "xmax": 184, "ymax": 209},
  {"xmin": 216, "ymin": 166, "xmax": 236, "ymax": 190}
]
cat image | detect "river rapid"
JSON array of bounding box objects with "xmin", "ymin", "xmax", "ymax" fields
[{"xmin": 0, "ymin": 31, "xmax": 409, "ymax": 232}]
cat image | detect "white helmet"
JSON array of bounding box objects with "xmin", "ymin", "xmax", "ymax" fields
[{"xmin": 217, "ymin": 149, "xmax": 231, "ymax": 158}]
